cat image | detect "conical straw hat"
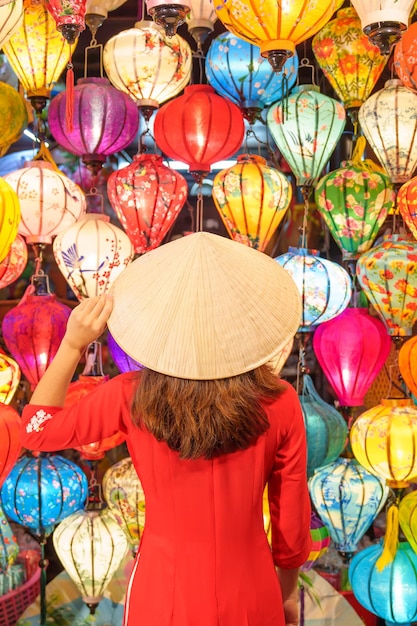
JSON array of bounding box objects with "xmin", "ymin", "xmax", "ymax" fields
[{"xmin": 108, "ymin": 232, "xmax": 301, "ymax": 379}]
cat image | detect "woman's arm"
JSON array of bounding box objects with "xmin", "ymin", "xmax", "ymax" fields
[{"xmin": 277, "ymin": 567, "xmax": 300, "ymax": 626}]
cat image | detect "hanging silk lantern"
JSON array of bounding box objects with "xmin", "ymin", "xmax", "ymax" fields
[
  {"xmin": 107, "ymin": 153, "xmax": 188, "ymax": 255},
  {"xmin": 275, "ymin": 248, "xmax": 352, "ymax": 331},
  {"xmin": 0, "ymin": 503, "xmax": 19, "ymax": 573},
  {"xmin": 53, "ymin": 507, "xmax": 129, "ymax": 612},
  {"xmin": 213, "ymin": 0, "xmax": 339, "ymax": 72},
  {"xmin": 267, "ymin": 85, "xmax": 346, "ymax": 188},
  {"xmin": 302, "ymin": 512, "xmax": 331, "ymax": 572},
  {"xmin": 350, "ymin": 398, "xmax": 417, "ymax": 487},
  {"xmin": 0, "ymin": 234, "xmax": 28, "ymax": 291},
  {"xmin": 84, "ymin": 0, "xmax": 127, "ymax": 38},
  {"xmin": 349, "ymin": 542, "xmax": 417, "ymax": 624},
  {"xmin": 146, "ymin": 0, "xmax": 189, "ymax": 37},
  {"xmin": 47, "ymin": 77, "xmax": 140, "ymax": 173},
  {"xmin": 399, "ymin": 335, "xmax": 417, "ymax": 398},
  {"xmin": 350, "ymin": 0, "xmax": 415, "ymax": 55},
  {"xmin": 2, "ymin": 292, "xmax": 72, "ymax": 389},
  {"xmin": 0, "ymin": 403, "xmax": 21, "ymax": 487},
  {"xmin": 0, "ymin": 0, "xmax": 23, "ymax": 50},
  {"xmin": 309, "ymin": 457, "xmax": 389, "ymax": 558},
  {"xmin": 212, "ymin": 154, "xmax": 292, "ymax": 252},
  {"xmin": 102, "ymin": 457, "xmax": 145, "ymax": 552},
  {"xmin": 299, "ymin": 374, "xmax": 348, "ymax": 478},
  {"xmin": 0, "ymin": 177, "xmax": 20, "ymax": 264},
  {"xmin": 154, "ymin": 84, "xmax": 245, "ymax": 181},
  {"xmin": 356, "ymin": 234, "xmax": 417, "ymax": 337},
  {"xmin": 108, "ymin": 332, "xmax": 142, "ymax": 373},
  {"xmin": 358, "ymin": 79, "xmax": 417, "ymax": 184},
  {"xmin": 393, "ymin": 21, "xmax": 417, "ymax": 91},
  {"xmin": 1, "ymin": 453, "xmax": 88, "ymax": 537},
  {"xmin": 103, "ymin": 21, "xmax": 192, "ymax": 119},
  {"xmin": 0, "ymin": 82, "xmax": 28, "ymax": 158},
  {"xmin": 186, "ymin": 0, "xmax": 217, "ymax": 49},
  {"xmin": 53, "ymin": 214, "xmax": 134, "ymax": 301},
  {"xmin": 44, "ymin": 0, "xmax": 86, "ymax": 43},
  {"xmin": 0, "ymin": 350, "xmax": 20, "ymax": 404},
  {"xmin": 399, "ymin": 490, "xmax": 417, "ymax": 557},
  {"xmin": 397, "ymin": 176, "xmax": 417, "ymax": 241},
  {"xmin": 313, "ymin": 308, "xmax": 391, "ymax": 408},
  {"xmin": 205, "ymin": 32, "xmax": 298, "ymax": 124}
]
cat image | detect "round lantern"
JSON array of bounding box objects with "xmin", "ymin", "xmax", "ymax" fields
[
  {"xmin": 299, "ymin": 374, "xmax": 348, "ymax": 478},
  {"xmin": 53, "ymin": 214, "xmax": 134, "ymax": 301},
  {"xmin": 309, "ymin": 457, "xmax": 389, "ymax": 558},
  {"xmin": 0, "ymin": 234, "xmax": 28, "ymax": 291},
  {"xmin": 1, "ymin": 453, "xmax": 88, "ymax": 537},
  {"xmin": 0, "ymin": 503, "xmax": 19, "ymax": 573},
  {"xmin": 107, "ymin": 153, "xmax": 188, "ymax": 254},
  {"xmin": 0, "ymin": 0, "xmax": 23, "ymax": 50},
  {"xmin": 350, "ymin": 398, "xmax": 417, "ymax": 487},
  {"xmin": 399, "ymin": 490, "xmax": 417, "ymax": 556},
  {"xmin": 205, "ymin": 32, "xmax": 298, "ymax": 123},
  {"xmin": 212, "ymin": 154, "xmax": 292, "ymax": 252},
  {"xmin": 275, "ymin": 247, "xmax": 352, "ymax": 331},
  {"xmin": 108, "ymin": 332, "xmax": 142, "ymax": 373},
  {"xmin": 356, "ymin": 234, "xmax": 417, "ymax": 337},
  {"xmin": 399, "ymin": 335, "xmax": 417, "ymax": 398},
  {"xmin": 153, "ymin": 84, "xmax": 245, "ymax": 181},
  {"xmin": 102, "ymin": 456, "xmax": 145, "ymax": 552},
  {"xmin": 350, "ymin": 0, "xmax": 415, "ymax": 55},
  {"xmin": 0, "ymin": 82, "xmax": 28, "ymax": 157},
  {"xmin": 0, "ymin": 403, "xmax": 21, "ymax": 487},
  {"xmin": 2, "ymin": 293, "xmax": 72, "ymax": 389},
  {"xmin": 267, "ymin": 85, "xmax": 346, "ymax": 188},
  {"xmin": 349, "ymin": 542, "xmax": 417, "ymax": 624},
  {"xmin": 0, "ymin": 350, "xmax": 20, "ymax": 404},
  {"xmin": 358, "ymin": 79, "xmax": 417, "ymax": 184},
  {"xmin": 397, "ymin": 176, "xmax": 417, "ymax": 241},
  {"xmin": 185, "ymin": 0, "xmax": 217, "ymax": 48},
  {"xmin": 302, "ymin": 512, "xmax": 331, "ymax": 572},
  {"xmin": 394, "ymin": 21, "xmax": 417, "ymax": 91},
  {"xmin": 0, "ymin": 177, "xmax": 20, "ymax": 264},
  {"xmin": 313, "ymin": 308, "xmax": 391, "ymax": 408}
]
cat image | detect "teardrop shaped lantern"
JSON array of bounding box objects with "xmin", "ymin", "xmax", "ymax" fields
[
  {"xmin": 398, "ymin": 335, "xmax": 417, "ymax": 398},
  {"xmin": 108, "ymin": 332, "xmax": 142, "ymax": 373},
  {"xmin": 154, "ymin": 84, "xmax": 245, "ymax": 181},
  {"xmin": 205, "ymin": 32, "xmax": 298, "ymax": 123},
  {"xmin": 350, "ymin": 0, "xmax": 415, "ymax": 55},
  {"xmin": 267, "ymin": 85, "xmax": 346, "ymax": 188},
  {"xmin": 0, "ymin": 350, "xmax": 21, "ymax": 404},
  {"xmin": 107, "ymin": 153, "xmax": 188, "ymax": 254},
  {"xmin": 302, "ymin": 512, "xmax": 331, "ymax": 572},
  {"xmin": 0, "ymin": 403, "xmax": 21, "ymax": 487},
  {"xmin": 393, "ymin": 21, "xmax": 417, "ymax": 91},
  {"xmin": 53, "ymin": 214, "xmax": 134, "ymax": 301},
  {"xmin": 358, "ymin": 79, "xmax": 417, "ymax": 184},
  {"xmin": 212, "ymin": 154, "xmax": 292, "ymax": 252},
  {"xmin": 275, "ymin": 247, "xmax": 352, "ymax": 331},
  {"xmin": 0, "ymin": 0, "xmax": 23, "ymax": 50},
  {"xmin": 0, "ymin": 177, "xmax": 21, "ymax": 264},
  {"xmin": 0, "ymin": 234, "xmax": 28, "ymax": 291},
  {"xmin": 397, "ymin": 175, "xmax": 417, "ymax": 241},
  {"xmin": 0, "ymin": 82, "xmax": 28, "ymax": 158},
  {"xmin": 313, "ymin": 308, "xmax": 391, "ymax": 408},
  {"xmin": 0, "ymin": 503, "xmax": 19, "ymax": 573},
  {"xmin": 356, "ymin": 234, "xmax": 417, "ymax": 337},
  {"xmin": 399, "ymin": 490, "xmax": 417, "ymax": 556},
  {"xmin": 186, "ymin": 0, "xmax": 217, "ymax": 49}
]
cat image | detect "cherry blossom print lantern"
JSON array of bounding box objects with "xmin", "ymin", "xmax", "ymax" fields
[
  {"xmin": 0, "ymin": 503, "xmax": 19, "ymax": 573},
  {"xmin": 0, "ymin": 403, "xmax": 21, "ymax": 487},
  {"xmin": 394, "ymin": 20, "xmax": 417, "ymax": 91},
  {"xmin": 397, "ymin": 176, "xmax": 417, "ymax": 241},
  {"xmin": 398, "ymin": 335, "xmax": 417, "ymax": 398},
  {"xmin": 108, "ymin": 332, "xmax": 142, "ymax": 373},
  {"xmin": 0, "ymin": 350, "xmax": 20, "ymax": 404},
  {"xmin": 0, "ymin": 0, "xmax": 23, "ymax": 51},
  {"xmin": 313, "ymin": 308, "xmax": 391, "ymax": 408},
  {"xmin": 356, "ymin": 234, "xmax": 417, "ymax": 337},
  {"xmin": 274, "ymin": 248, "xmax": 352, "ymax": 331},
  {"xmin": 53, "ymin": 214, "xmax": 134, "ymax": 301},
  {"xmin": 0, "ymin": 234, "xmax": 28, "ymax": 291},
  {"xmin": 0, "ymin": 177, "xmax": 20, "ymax": 264},
  {"xmin": 399, "ymin": 490, "xmax": 417, "ymax": 555},
  {"xmin": 0, "ymin": 81, "xmax": 28, "ymax": 158},
  {"xmin": 154, "ymin": 84, "xmax": 245, "ymax": 181},
  {"xmin": 107, "ymin": 153, "xmax": 188, "ymax": 255}
]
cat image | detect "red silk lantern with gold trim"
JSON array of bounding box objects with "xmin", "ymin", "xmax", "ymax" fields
[{"xmin": 0, "ymin": 403, "xmax": 21, "ymax": 487}]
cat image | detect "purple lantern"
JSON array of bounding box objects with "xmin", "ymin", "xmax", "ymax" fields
[
  {"xmin": 108, "ymin": 332, "xmax": 142, "ymax": 373},
  {"xmin": 48, "ymin": 77, "xmax": 140, "ymax": 171}
]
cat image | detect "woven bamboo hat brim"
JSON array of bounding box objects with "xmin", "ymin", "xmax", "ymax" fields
[{"xmin": 107, "ymin": 232, "xmax": 302, "ymax": 380}]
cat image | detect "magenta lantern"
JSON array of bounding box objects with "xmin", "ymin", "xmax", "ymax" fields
[
  {"xmin": 107, "ymin": 153, "xmax": 188, "ymax": 254},
  {"xmin": 108, "ymin": 332, "xmax": 142, "ymax": 373},
  {"xmin": 313, "ymin": 307, "xmax": 391, "ymax": 408},
  {"xmin": 48, "ymin": 78, "xmax": 140, "ymax": 172},
  {"xmin": 153, "ymin": 84, "xmax": 245, "ymax": 180},
  {"xmin": 2, "ymin": 293, "xmax": 72, "ymax": 389}
]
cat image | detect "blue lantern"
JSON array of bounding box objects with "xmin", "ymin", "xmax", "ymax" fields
[
  {"xmin": 349, "ymin": 542, "xmax": 417, "ymax": 625},
  {"xmin": 1, "ymin": 453, "xmax": 88, "ymax": 537},
  {"xmin": 205, "ymin": 31, "xmax": 298, "ymax": 124},
  {"xmin": 309, "ymin": 457, "xmax": 389, "ymax": 558}
]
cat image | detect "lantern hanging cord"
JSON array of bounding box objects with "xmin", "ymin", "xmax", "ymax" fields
[
  {"xmin": 82, "ymin": 340, "xmax": 104, "ymax": 376},
  {"xmin": 295, "ymin": 334, "xmax": 309, "ymax": 395},
  {"xmin": 196, "ymin": 188, "xmax": 204, "ymax": 232},
  {"xmin": 87, "ymin": 461, "xmax": 105, "ymax": 509},
  {"xmin": 300, "ymin": 186, "xmax": 311, "ymax": 249}
]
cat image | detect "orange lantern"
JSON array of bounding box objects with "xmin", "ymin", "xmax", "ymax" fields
[
  {"xmin": 397, "ymin": 176, "xmax": 417, "ymax": 241},
  {"xmin": 398, "ymin": 335, "xmax": 417, "ymax": 398},
  {"xmin": 394, "ymin": 21, "xmax": 417, "ymax": 91}
]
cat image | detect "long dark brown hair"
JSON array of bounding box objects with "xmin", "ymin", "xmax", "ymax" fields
[{"xmin": 131, "ymin": 364, "xmax": 285, "ymax": 460}]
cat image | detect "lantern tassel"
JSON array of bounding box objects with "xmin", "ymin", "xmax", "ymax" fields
[
  {"xmin": 66, "ymin": 50, "xmax": 74, "ymax": 133},
  {"xmin": 375, "ymin": 502, "xmax": 399, "ymax": 571}
]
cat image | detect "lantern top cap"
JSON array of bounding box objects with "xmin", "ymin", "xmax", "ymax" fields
[{"xmin": 108, "ymin": 232, "xmax": 302, "ymax": 379}]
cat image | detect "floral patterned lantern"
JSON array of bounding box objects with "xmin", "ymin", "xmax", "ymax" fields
[
  {"xmin": 393, "ymin": 21, "xmax": 417, "ymax": 91},
  {"xmin": 302, "ymin": 512, "xmax": 331, "ymax": 572},
  {"xmin": 266, "ymin": 85, "xmax": 346, "ymax": 188},
  {"xmin": 0, "ymin": 177, "xmax": 20, "ymax": 264},
  {"xmin": 350, "ymin": 0, "xmax": 415, "ymax": 54},
  {"xmin": 313, "ymin": 308, "xmax": 391, "ymax": 408},
  {"xmin": 0, "ymin": 350, "xmax": 20, "ymax": 404},
  {"xmin": 102, "ymin": 457, "xmax": 145, "ymax": 552},
  {"xmin": 0, "ymin": 0, "xmax": 23, "ymax": 50},
  {"xmin": 0, "ymin": 234, "xmax": 28, "ymax": 291},
  {"xmin": 107, "ymin": 153, "xmax": 188, "ymax": 254},
  {"xmin": 274, "ymin": 248, "xmax": 352, "ymax": 331},
  {"xmin": 186, "ymin": 0, "xmax": 217, "ymax": 49},
  {"xmin": 398, "ymin": 335, "xmax": 417, "ymax": 398},
  {"xmin": 212, "ymin": 154, "xmax": 292, "ymax": 251},
  {"xmin": 53, "ymin": 214, "xmax": 134, "ymax": 300},
  {"xmin": 0, "ymin": 503, "xmax": 19, "ymax": 573},
  {"xmin": 154, "ymin": 84, "xmax": 245, "ymax": 181},
  {"xmin": 0, "ymin": 403, "xmax": 21, "ymax": 487},
  {"xmin": 397, "ymin": 176, "xmax": 417, "ymax": 241},
  {"xmin": 399, "ymin": 490, "xmax": 417, "ymax": 555},
  {"xmin": 108, "ymin": 332, "xmax": 142, "ymax": 373},
  {"xmin": 205, "ymin": 32, "xmax": 298, "ymax": 123},
  {"xmin": 0, "ymin": 81, "xmax": 28, "ymax": 158},
  {"xmin": 356, "ymin": 234, "xmax": 417, "ymax": 337},
  {"xmin": 44, "ymin": 0, "xmax": 86, "ymax": 44}
]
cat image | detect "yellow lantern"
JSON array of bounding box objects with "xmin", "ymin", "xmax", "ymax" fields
[
  {"xmin": 399, "ymin": 490, "xmax": 417, "ymax": 555},
  {"xmin": 0, "ymin": 0, "xmax": 23, "ymax": 49},
  {"xmin": 0, "ymin": 177, "xmax": 20, "ymax": 264},
  {"xmin": 0, "ymin": 82, "xmax": 28, "ymax": 157},
  {"xmin": 0, "ymin": 351, "xmax": 20, "ymax": 405},
  {"xmin": 398, "ymin": 335, "xmax": 417, "ymax": 399}
]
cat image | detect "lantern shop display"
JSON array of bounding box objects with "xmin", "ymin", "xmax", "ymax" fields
[
  {"xmin": 398, "ymin": 335, "xmax": 417, "ymax": 398},
  {"xmin": 0, "ymin": 403, "xmax": 21, "ymax": 487},
  {"xmin": 0, "ymin": 176, "xmax": 21, "ymax": 264},
  {"xmin": 0, "ymin": 350, "xmax": 20, "ymax": 404}
]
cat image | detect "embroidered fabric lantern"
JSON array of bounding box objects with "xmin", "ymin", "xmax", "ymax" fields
[
  {"xmin": 393, "ymin": 21, "xmax": 417, "ymax": 91},
  {"xmin": 0, "ymin": 82, "xmax": 28, "ymax": 158},
  {"xmin": 356, "ymin": 234, "xmax": 417, "ymax": 337},
  {"xmin": 350, "ymin": 0, "xmax": 415, "ymax": 55},
  {"xmin": 108, "ymin": 332, "xmax": 142, "ymax": 373},
  {"xmin": 44, "ymin": 0, "xmax": 86, "ymax": 44},
  {"xmin": 1, "ymin": 453, "xmax": 88, "ymax": 537},
  {"xmin": 399, "ymin": 335, "xmax": 417, "ymax": 398},
  {"xmin": 0, "ymin": 234, "xmax": 28, "ymax": 291},
  {"xmin": 399, "ymin": 490, "xmax": 417, "ymax": 556},
  {"xmin": 154, "ymin": 84, "xmax": 245, "ymax": 181},
  {"xmin": 302, "ymin": 512, "xmax": 331, "ymax": 572},
  {"xmin": 309, "ymin": 457, "xmax": 389, "ymax": 557},
  {"xmin": 358, "ymin": 79, "xmax": 417, "ymax": 184},
  {"xmin": 312, "ymin": 7, "xmax": 388, "ymax": 112},
  {"xmin": 275, "ymin": 248, "xmax": 352, "ymax": 331},
  {"xmin": 0, "ymin": 351, "xmax": 20, "ymax": 404},
  {"xmin": 0, "ymin": 177, "xmax": 20, "ymax": 264},
  {"xmin": 299, "ymin": 374, "xmax": 348, "ymax": 478},
  {"xmin": 313, "ymin": 308, "xmax": 391, "ymax": 408},
  {"xmin": 0, "ymin": 403, "xmax": 21, "ymax": 487},
  {"xmin": 103, "ymin": 457, "xmax": 145, "ymax": 552},
  {"xmin": 0, "ymin": 503, "xmax": 19, "ymax": 573},
  {"xmin": 267, "ymin": 85, "xmax": 346, "ymax": 188},
  {"xmin": 107, "ymin": 153, "xmax": 188, "ymax": 255},
  {"xmin": 212, "ymin": 154, "xmax": 292, "ymax": 252},
  {"xmin": 397, "ymin": 176, "xmax": 417, "ymax": 241},
  {"xmin": 53, "ymin": 214, "xmax": 134, "ymax": 301},
  {"xmin": 0, "ymin": 0, "xmax": 23, "ymax": 50},
  {"xmin": 205, "ymin": 32, "xmax": 298, "ymax": 123},
  {"xmin": 186, "ymin": 0, "xmax": 216, "ymax": 49},
  {"xmin": 2, "ymin": 293, "xmax": 72, "ymax": 389}
]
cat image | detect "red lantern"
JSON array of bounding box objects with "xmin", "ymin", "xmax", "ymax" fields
[
  {"xmin": 0, "ymin": 403, "xmax": 21, "ymax": 487},
  {"xmin": 398, "ymin": 335, "xmax": 417, "ymax": 398},
  {"xmin": 313, "ymin": 307, "xmax": 391, "ymax": 408},
  {"xmin": 153, "ymin": 84, "xmax": 245, "ymax": 181},
  {"xmin": 107, "ymin": 153, "xmax": 188, "ymax": 254},
  {"xmin": 45, "ymin": 0, "xmax": 86, "ymax": 43},
  {"xmin": 0, "ymin": 234, "xmax": 28, "ymax": 291},
  {"xmin": 397, "ymin": 176, "xmax": 417, "ymax": 241},
  {"xmin": 394, "ymin": 21, "xmax": 417, "ymax": 91}
]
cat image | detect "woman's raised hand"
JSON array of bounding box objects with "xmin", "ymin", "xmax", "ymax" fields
[{"xmin": 63, "ymin": 294, "xmax": 114, "ymax": 353}]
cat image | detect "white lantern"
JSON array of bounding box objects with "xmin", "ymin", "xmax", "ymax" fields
[
  {"xmin": 0, "ymin": 0, "xmax": 23, "ymax": 49},
  {"xmin": 186, "ymin": 0, "xmax": 216, "ymax": 47},
  {"xmin": 350, "ymin": 0, "xmax": 415, "ymax": 54}
]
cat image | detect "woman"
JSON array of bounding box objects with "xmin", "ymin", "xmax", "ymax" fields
[{"xmin": 20, "ymin": 232, "xmax": 311, "ymax": 626}]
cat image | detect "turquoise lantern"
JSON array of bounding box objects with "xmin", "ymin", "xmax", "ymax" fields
[{"xmin": 0, "ymin": 502, "xmax": 19, "ymax": 573}]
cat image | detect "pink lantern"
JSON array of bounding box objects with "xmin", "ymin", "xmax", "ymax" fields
[
  {"xmin": 0, "ymin": 234, "xmax": 28, "ymax": 290},
  {"xmin": 45, "ymin": 0, "xmax": 86, "ymax": 43},
  {"xmin": 0, "ymin": 349, "xmax": 20, "ymax": 404},
  {"xmin": 107, "ymin": 153, "xmax": 188, "ymax": 254},
  {"xmin": 313, "ymin": 307, "xmax": 391, "ymax": 407},
  {"xmin": 0, "ymin": 403, "xmax": 21, "ymax": 487}
]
